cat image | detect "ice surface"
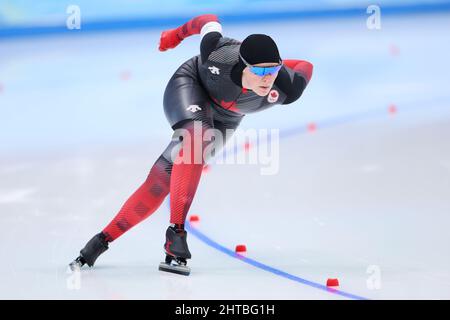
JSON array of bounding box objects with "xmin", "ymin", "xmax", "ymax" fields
[{"xmin": 1, "ymin": 13, "xmax": 450, "ymax": 299}]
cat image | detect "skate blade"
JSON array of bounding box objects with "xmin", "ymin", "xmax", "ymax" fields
[
  {"xmin": 159, "ymin": 262, "xmax": 190, "ymax": 276},
  {"xmin": 68, "ymin": 261, "xmax": 82, "ymax": 273}
]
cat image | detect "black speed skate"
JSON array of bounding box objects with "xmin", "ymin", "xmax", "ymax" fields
[
  {"xmin": 69, "ymin": 232, "xmax": 109, "ymax": 271},
  {"xmin": 158, "ymin": 226, "xmax": 192, "ymax": 276}
]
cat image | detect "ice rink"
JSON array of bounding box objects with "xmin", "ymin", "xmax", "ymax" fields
[{"xmin": 1, "ymin": 12, "xmax": 450, "ymax": 299}]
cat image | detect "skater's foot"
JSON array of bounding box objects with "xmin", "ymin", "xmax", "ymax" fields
[
  {"xmin": 69, "ymin": 232, "xmax": 109, "ymax": 270},
  {"xmin": 164, "ymin": 225, "xmax": 192, "ymax": 259},
  {"xmin": 159, "ymin": 225, "xmax": 192, "ymax": 276}
]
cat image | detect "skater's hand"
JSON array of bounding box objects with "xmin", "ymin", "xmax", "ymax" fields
[{"xmin": 158, "ymin": 28, "xmax": 182, "ymax": 52}]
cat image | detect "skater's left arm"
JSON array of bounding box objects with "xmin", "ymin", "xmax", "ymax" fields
[{"xmin": 277, "ymin": 59, "xmax": 314, "ymax": 105}]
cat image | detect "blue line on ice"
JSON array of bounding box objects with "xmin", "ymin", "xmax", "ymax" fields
[{"xmin": 185, "ymin": 220, "xmax": 369, "ymax": 300}]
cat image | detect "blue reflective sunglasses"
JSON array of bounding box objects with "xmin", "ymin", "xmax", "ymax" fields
[{"xmin": 240, "ymin": 54, "xmax": 282, "ymax": 76}]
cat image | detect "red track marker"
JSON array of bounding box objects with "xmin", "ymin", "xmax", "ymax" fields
[
  {"xmin": 235, "ymin": 244, "xmax": 247, "ymax": 254},
  {"xmin": 389, "ymin": 44, "xmax": 400, "ymax": 56},
  {"xmin": 307, "ymin": 122, "xmax": 317, "ymax": 133},
  {"xmin": 389, "ymin": 104, "xmax": 397, "ymax": 115},
  {"xmin": 326, "ymin": 278, "xmax": 339, "ymax": 287},
  {"xmin": 120, "ymin": 71, "xmax": 132, "ymax": 81},
  {"xmin": 189, "ymin": 215, "xmax": 200, "ymax": 223}
]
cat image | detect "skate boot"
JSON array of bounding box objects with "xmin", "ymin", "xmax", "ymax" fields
[
  {"xmin": 69, "ymin": 232, "xmax": 109, "ymax": 271},
  {"xmin": 158, "ymin": 226, "xmax": 192, "ymax": 276}
]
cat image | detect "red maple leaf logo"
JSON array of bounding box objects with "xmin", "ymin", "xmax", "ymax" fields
[{"xmin": 212, "ymin": 98, "xmax": 242, "ymax": 113}]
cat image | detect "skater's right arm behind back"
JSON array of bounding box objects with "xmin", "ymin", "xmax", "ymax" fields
[
  {"xmin": 200, "ymin": 32, "xmax": 242, "ymax": 64},
  {"xmin": 200, "ymin": 31, "xmax": 222, "ymax": 62}
]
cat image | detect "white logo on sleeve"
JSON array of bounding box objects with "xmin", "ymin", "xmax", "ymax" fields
[
  {"xmin": 268, "ymin": 89, "xmax": 279, "ymax": 103},
  {"xmin": 208, "ymin": 66, "xmax": 220, "ymax": 75},
  {"xmin": 186, "ymin": 105, "xmax": 202, "ymax": 113}
]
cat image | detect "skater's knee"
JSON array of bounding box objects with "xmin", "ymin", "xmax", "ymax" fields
[
  {"xmin": 168, "ymin": 120, "xmax": 216, "ymax": 165},
  {"xmin": 147, "ymin": 155, "xmax": 173, "ymax": 181}
]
